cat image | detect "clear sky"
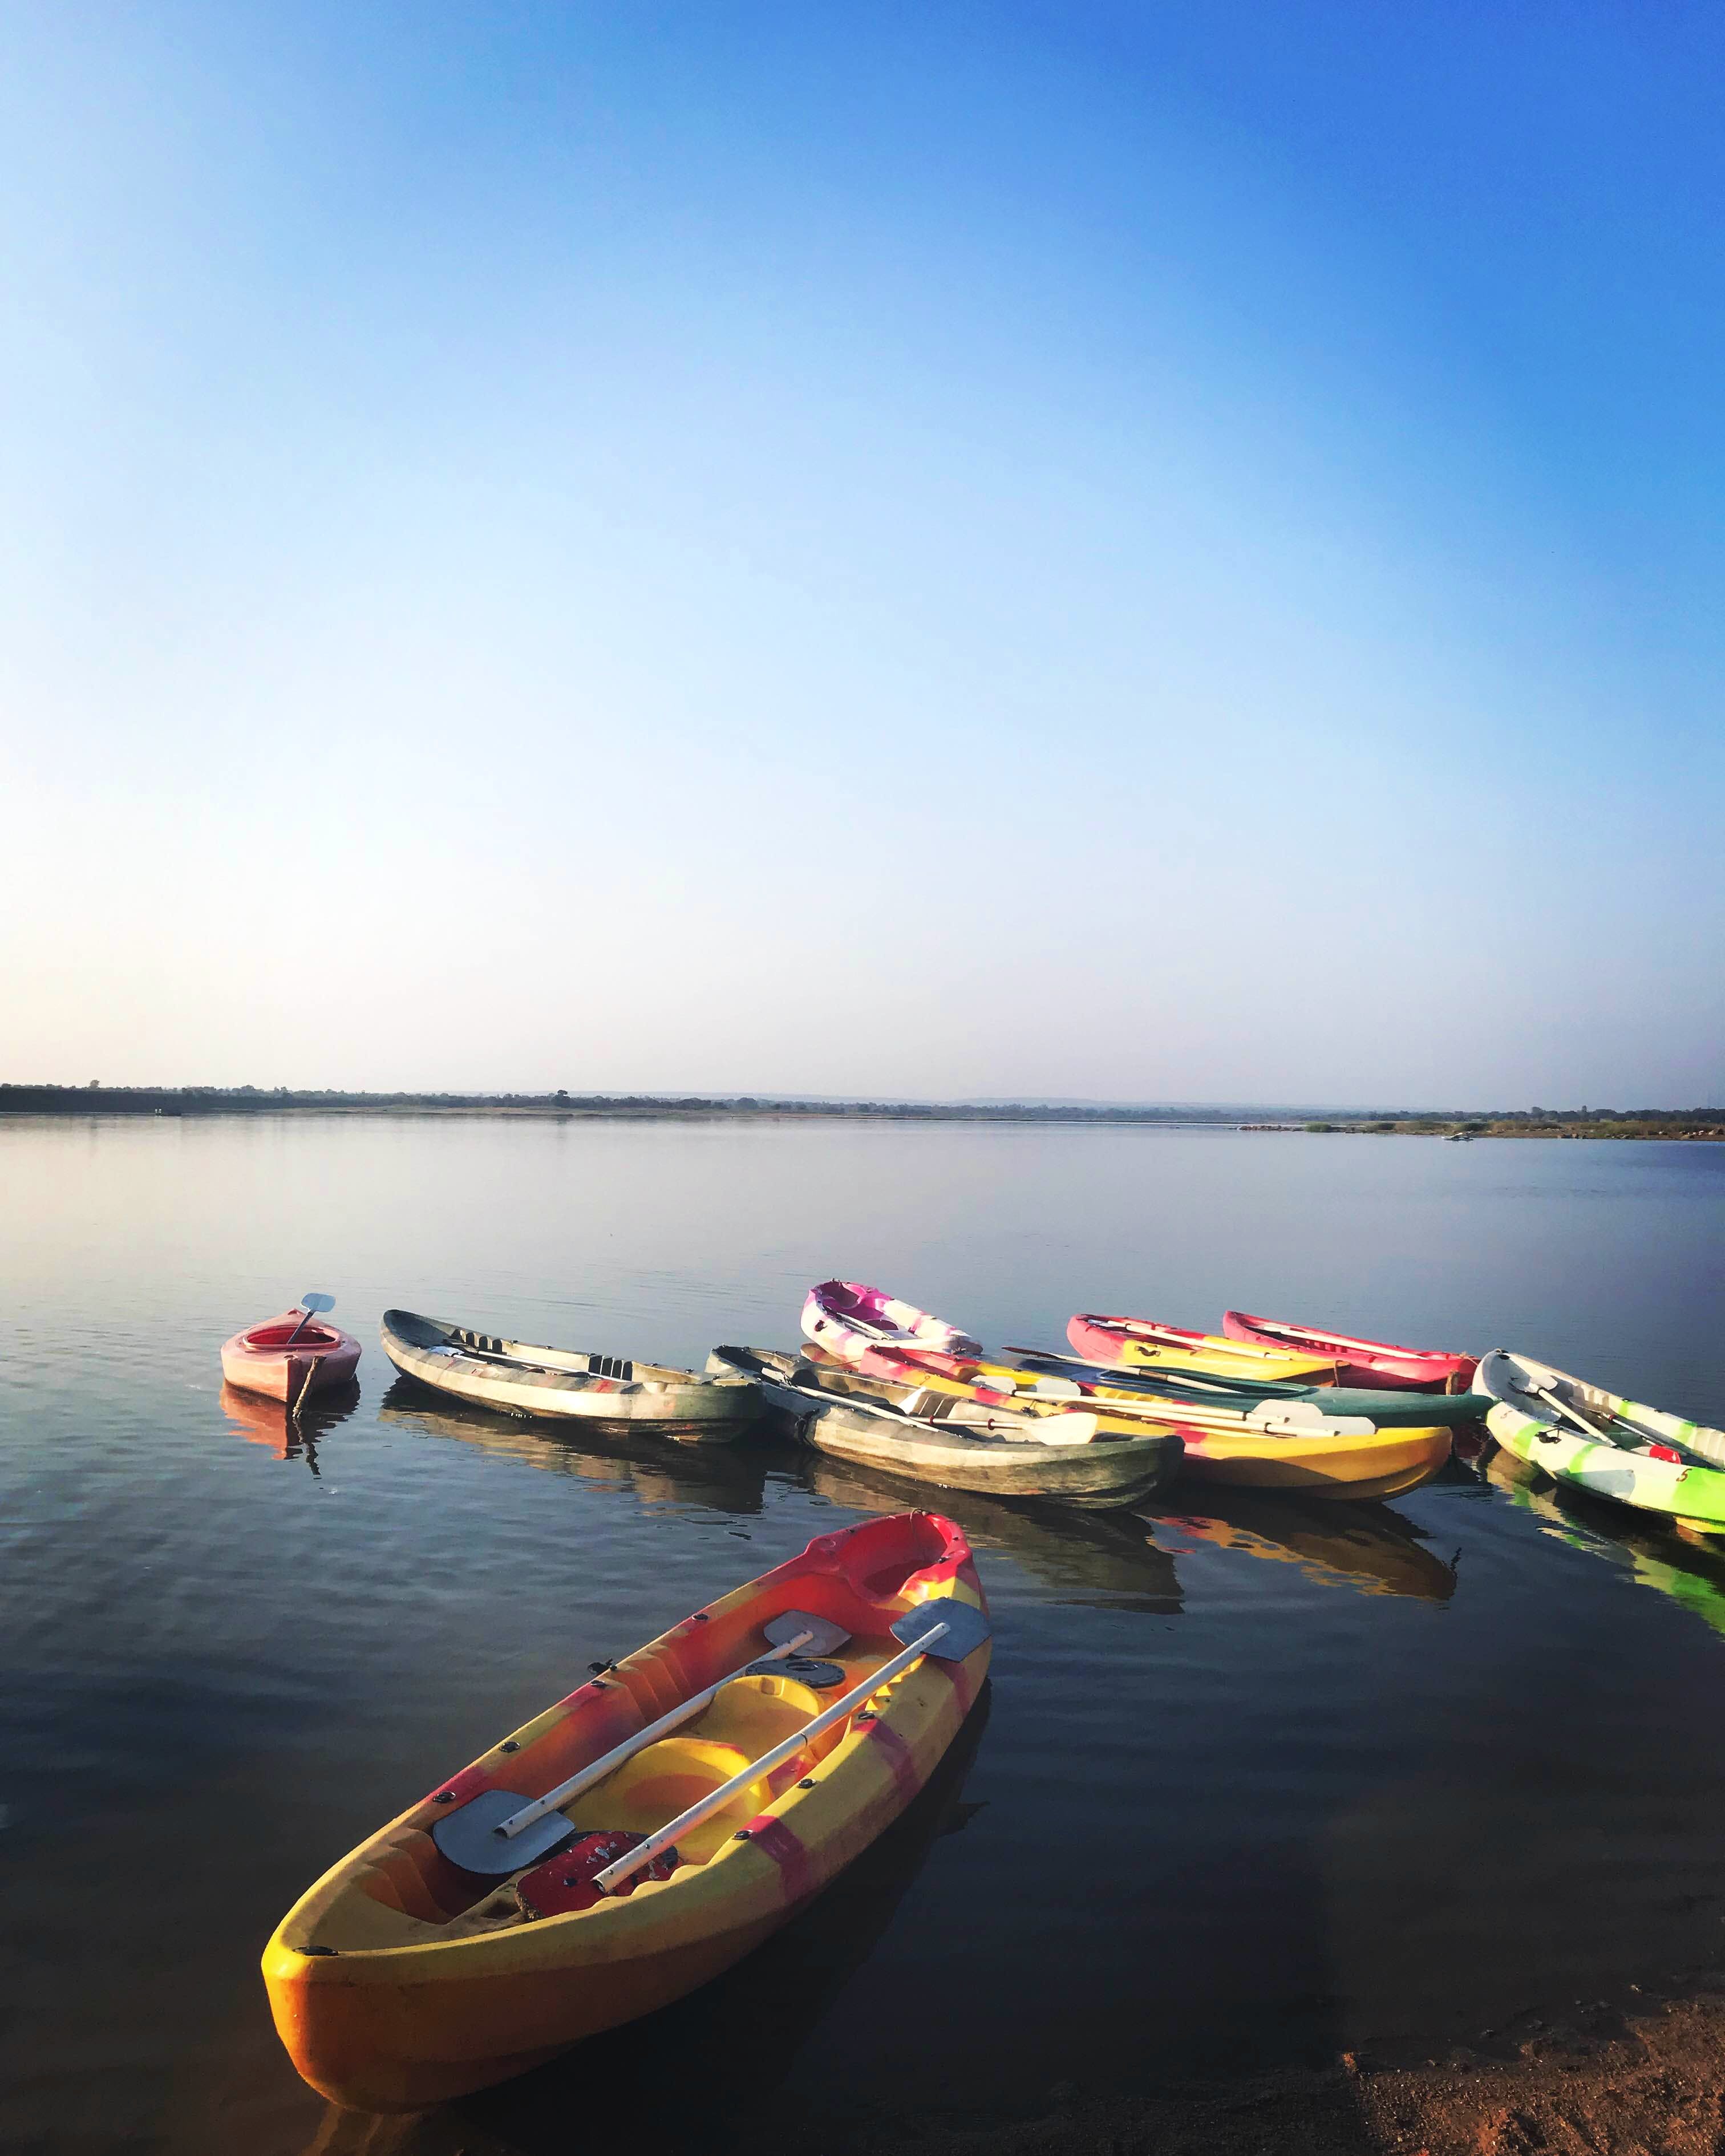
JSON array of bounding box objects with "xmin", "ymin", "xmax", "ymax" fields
[{"xmin": 3, "ymin": 2, "xmax": 1720, "ymax": 1106}]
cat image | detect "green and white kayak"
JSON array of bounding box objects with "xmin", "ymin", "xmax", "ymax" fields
[{"xmin": 1476, "ymin": 1349, "xmax": 1725, "ymax": 1536}]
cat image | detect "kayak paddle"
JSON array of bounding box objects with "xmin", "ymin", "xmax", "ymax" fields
[
  {"xmin": 590, "ymin": 1596, "xmax": 992, "ymax": 1894},
  {"xmin": 433, "ymin": 1609, "xmax": 852, "ymax": 1876}
]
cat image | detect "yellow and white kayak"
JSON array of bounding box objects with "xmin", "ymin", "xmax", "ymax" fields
[{"xmin": 263, "ymin": 1511, "xmax": 990, "ymax": 2111}]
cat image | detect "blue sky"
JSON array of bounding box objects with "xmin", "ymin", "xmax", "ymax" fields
[{"xmin": 3, "ymin": 2, "xmax": 1720, "ymax": 1104}]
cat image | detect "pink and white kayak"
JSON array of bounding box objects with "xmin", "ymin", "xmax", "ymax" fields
[
  {"xmin": 221, "ymin": 1295, "xmax": 361, "ymax": 1407},
  {"xmin": 1221, "ymin": 1311, "xmax": 1476, "ymax": 1393},
  {"xmin": 801, "ymin": 1280, "xmax": 982, "ymax": 1381}
]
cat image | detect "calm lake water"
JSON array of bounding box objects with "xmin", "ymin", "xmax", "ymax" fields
[{"xmin": 5, "ymin": 1115, "xmax": 1725, "ymax": 2155}]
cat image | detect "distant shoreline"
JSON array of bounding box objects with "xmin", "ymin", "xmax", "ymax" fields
[
  {"xmin": 1259, "ymin": 1115, "xmax": 1725, "ymax": 1142},
  {"xmin": 2, "ymin": 1085, "xmax": 1720, "ymax": 1138},
  {"xmin": 0, "ymin": 1084, "xmax": 1290, "ymax": 1126}
]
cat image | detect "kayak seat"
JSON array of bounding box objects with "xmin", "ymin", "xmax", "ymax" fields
[
  {"xmin": 695, "ymin": 1672, "xmax": 840, "ymax": 1764},
  {"xmin": 566, "ymin": 1736, "xmax": 767, "ymax": 1866},
  {"xmin": 566, "ymin": 1676, "xmax": 841, "ymax": 1863}
]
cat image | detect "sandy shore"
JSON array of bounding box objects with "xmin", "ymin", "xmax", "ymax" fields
[
  {"xmin": 822, "ymin": 1981, "xmax": 1725, "ymax": 2156},
  {"xmin": 293, "ymin": 1976, "xmax": 1725, "ymax": 2155}
]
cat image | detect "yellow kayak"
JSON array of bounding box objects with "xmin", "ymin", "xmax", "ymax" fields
[
  {"xmin": 263, "ymin": 1511, "xmax": 990, "ymax": 2112},
  {"xmin": 1165, "ymin": 1417, "xmax": 1452, "ymax": 1498}
]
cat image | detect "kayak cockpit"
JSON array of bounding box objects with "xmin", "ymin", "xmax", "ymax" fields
[
  {"xmin": 241, "ymin": 1320, "xmax": 345, "ymax": 1351},
  {"xmin": 284, "ymin": 1639, "xmax": 906, "ymax": 1955}
]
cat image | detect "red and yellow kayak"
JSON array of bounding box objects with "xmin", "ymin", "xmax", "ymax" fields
[
  {"xmin": 263, "ymin": 1511, "xmax": 990, "ymax": 2111},
  {"xmin": 1067, "ymin": 1311, "xmax": 1335, "ymax": 1385}
]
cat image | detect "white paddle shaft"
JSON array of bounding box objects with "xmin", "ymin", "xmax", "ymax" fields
[
  {"xmin": 496, "ymin": 1631, "xmax": 816, "ymax": 1840},
  {"xmin": 592, "ymin": 1620, "xmax": 951, "ymax": 1893},
  {"xmin": 1529, "ymin": 1379, "xmax": 1611, "ymax": 1445}
]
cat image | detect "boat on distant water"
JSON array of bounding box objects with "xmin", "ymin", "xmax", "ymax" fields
[
  {"xmin": 220, "ymin": 1293, "xmax": 360, "ymax": 1408},
  {"xmin": 380, "ymin": 1309, "xmax": 760, "ymax": 1442},
  {"xmin": 1476, "ymin": 1349, "xmax": 1725, "ymax": 1536},
  {"xmin": 1066, "ymin": 1311, "xmax": 1336, "ymax": 1385},
  {"xmin": 1221, "ymin": 1310, "xmax": 1477, "ymax": 1392},
  {"xmin": 710, "ymin": 1345, "xmax": 1184, "ymax": 1507}
]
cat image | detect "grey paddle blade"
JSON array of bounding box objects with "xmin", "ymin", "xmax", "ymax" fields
[
  {"xmin": 889, "ymin": 1597, "xmax": 991, "ymax": 1661},
  {"xmin": 432, "ymin": 1787, "xmax": 577, "ymax": 1877},
  {"xmin": 284, "ymin": 1291, "xmax": 338, "ymax": 1347},
  {"xmin": 763, "ymin": 1608, "xmax": 851, "ymax": 1656}
]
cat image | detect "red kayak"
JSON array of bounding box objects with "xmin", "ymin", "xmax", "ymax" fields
[
  {"xmin": 220, "ymin": 1292, "xmax": 361, "ymax": 1407},
  {"xmin": 1220, "ymin": 1311, "xmax": 1476, "ymax": 1393}
]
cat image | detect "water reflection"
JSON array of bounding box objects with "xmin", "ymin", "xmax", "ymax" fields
[
  {"xmin": 1142, "ymin": 1490, "xmax": 1459, "ymax": 1604},
  {"xmin": 220, "ymin": 1380, "xmax": 363, "ymax": 1476},
  {"xmin": 376, "ymin": 1376, "xmax": 776, "ymax": 1515},
  {"xmin": 802, "ymin": 1455, "xmax": 1183, "ymax": 1613},
  {"xmin": 300, "ymin": 1684, "xmax": 993, "ymax": 2156},
  {"xmin": 1479, "ymin": 1443, "xmax": 1725, "ymax": 1642}
]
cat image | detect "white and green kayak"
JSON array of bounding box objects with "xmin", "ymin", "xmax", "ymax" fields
[{"xmin": 1476, "ymin": 1349, "xmax": 1725, "ymax": 1536}]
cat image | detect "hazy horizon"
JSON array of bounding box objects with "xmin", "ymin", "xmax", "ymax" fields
[{"xmin": 3, "ymin": 5, "xmax": 1721, "ymax": 1107}]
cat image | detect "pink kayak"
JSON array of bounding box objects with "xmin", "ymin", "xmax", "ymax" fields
[
  {"xmin": 1221, "ymin": 1311, "xmax": 1476, "ymax": 1393},
  {"xmin": 220, "ymin": 1295, "xmax": 361, "ymax": 1407},
  {"xmin": 800, "ymin": 1279, "xmax": 982, "ymax": 1381}
]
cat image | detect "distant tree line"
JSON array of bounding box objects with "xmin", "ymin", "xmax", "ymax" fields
[
  {"xmin": 3, "ymin": 1088, "xmax": 1718, "ymax": 1135},
  {"xmin": 0, "ymin": 1084, "xmax": 1246, "ymax": 1124}
]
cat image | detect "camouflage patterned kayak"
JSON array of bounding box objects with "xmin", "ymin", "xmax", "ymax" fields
[{"xmin": 381, "ymin": 1308, "xmax": 761, "ymax": 1441}]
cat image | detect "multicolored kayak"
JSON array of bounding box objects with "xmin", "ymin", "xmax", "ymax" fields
[
  {"xmin": 800, "ymin": 1286, "xmax": 1451, "ymax": 1500},
  {"xmin": 264, "ymin": 1511, "xmax": 991, "ymax": 2110},
  {"xmin": 1476, "ymin": 1350, "xmax": 1725, "ymax": 1536},
  {"xmin": 1221, "ymin": 1311, "xmax": 1477, "ymax": 1392},
  {"xmin": 1066, "ymin": 1311, "xmax": 1337, "ymax": 1385}
]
